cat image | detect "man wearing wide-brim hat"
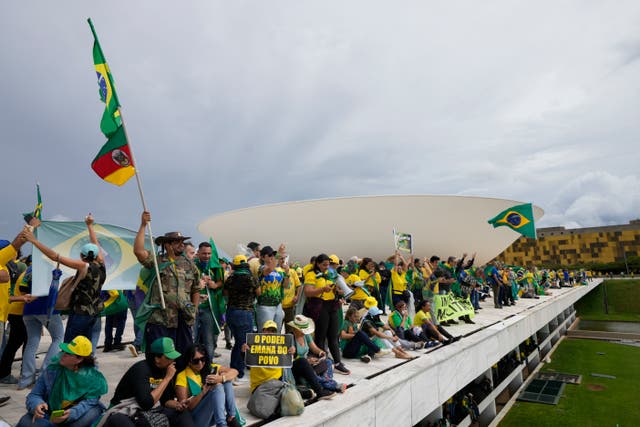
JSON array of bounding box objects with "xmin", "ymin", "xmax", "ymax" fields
[{"xmin": 133, "ymin": 211, "xmax": 200, "ymax": 370}]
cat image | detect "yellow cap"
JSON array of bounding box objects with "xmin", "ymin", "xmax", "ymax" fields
[
  {"xmin": 329, "ymin": 254, "xmax": 340, "ymax": 265},
  {"xmin": 59, "ymin": 335, "xmax": 92, "ymax": 357},
  {"xmin": 233, "ymin": 254, "xmax": 248, "ymax": 266},
  {"xmin": 263, "ymin": 320, "xmax": 278, "ymax": 330},
  {"xmin": 364, "ymin": 296, "xmax": 378, "ymax": 309}
]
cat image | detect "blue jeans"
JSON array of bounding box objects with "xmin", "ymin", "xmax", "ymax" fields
[
  {"xmin": 191, "ymin": 381, "xmax": 238, "ymax": 427},
  {"xmin": 470, "ymin": 289, "xmax": 480, "ymax": 310},
  {"xmin": 17, "ymin": 405, "xmax": 103, "ymax": 427},
  {"xmin": 226, "ymin": 308, "xmax": 254, "ymax": 378},
  {"xmin": 255, "ymin": 304, "xmax": 284, "ymax": 333},
  {"xmin": 195, "ymin": 308, "xmax": 219, "ymax": 358},
  {"xmin": 19, "ymin": 314, "xmax": 64, "ymax": 388},
  {"xmin": 64, "ymin": 313, "xmax": 98, "ymax": 343}
]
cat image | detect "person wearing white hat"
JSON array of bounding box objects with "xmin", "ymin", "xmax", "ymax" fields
[{"xmin": 289, "ymin": 315, "xmax": 344, "ymax": 396}]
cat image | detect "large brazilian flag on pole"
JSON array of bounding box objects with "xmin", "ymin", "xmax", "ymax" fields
[
  {"xmin": 31, "ymin": 221, "xmax": 146, "ymax": 296},
  {"xmin": 488, "ymin": 203, "xmax": 537, "ymax": 239}
]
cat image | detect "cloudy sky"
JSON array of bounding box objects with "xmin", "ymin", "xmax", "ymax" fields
[{"xmin": 1, "ymin": 1, "xmax": 639, "ymax": 249}]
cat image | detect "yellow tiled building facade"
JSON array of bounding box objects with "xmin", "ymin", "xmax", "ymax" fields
[{"xmin": 497, "ymin": 220, "xmax": 640, "ymax": 267}]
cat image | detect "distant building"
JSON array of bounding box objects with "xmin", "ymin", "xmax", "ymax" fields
[{"xmin": 497, "ymin": 220, "xmax": 640, "ymax": 266}]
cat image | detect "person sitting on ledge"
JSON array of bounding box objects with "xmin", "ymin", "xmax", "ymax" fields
[
  {"xmin": 340, "ymin": 307, "xmax": 384, "ymax": 363},
  {"xmin": 414, "ymin": 300, "xmax": 459, "ymax": 346},
  {"xmin": 17, "ymin": 336, "xmax": 107, "ymax": 427}
]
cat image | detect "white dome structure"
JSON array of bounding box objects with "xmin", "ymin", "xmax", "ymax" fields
[{"xmin": 198, "ymin": 195, "xmax": 544, "ymax": 266}]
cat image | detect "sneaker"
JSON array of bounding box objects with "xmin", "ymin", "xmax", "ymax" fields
[
  {"xmin": 414, "ymin": 341, "xmax": 425, "ymax": 350},
  {"xmin": 227, "ymin": 416, "xmax": 243, "ymax": 427},
  {"xmin": 0, "ymin": 375, "xmax": 18, "ymax": 386},
  {"xmin": 334, "ymin": 363, "xmax": 351, "ymax": 375},
  {"xmin": 360, "ymin": 355, "xmax": 372, "ymax": 363},
  {"xmin": 0, "ymin": 394, "xmax": 10, "ymax": 406},
  {"xmin": 377, "ymin": 348, "xmax": 392, "ymax": 356},
  {"xmin": 318, "ymin": 389, "xmax": 336, "ymax": 400},
  {"xmin": 299, "ymin": 388, "xmax": 316, "ymax": 400},
  {"xmin": 452, "ymin": 336, "xmax": 462, "ymax": 342},
  {"xmin": 128, "ymin": 344, "xmax": 139, "ymax": 357},
  {"xmin": 232, "ymin": 376, "xmax": 249, "ymax": 386},
  {"xmin": 425, "ymin": 340, "xmax": 440, "ymax": 348},
  {"xmin": 102, "ymin": 345, "xmax": 112, "ymax": 353}
]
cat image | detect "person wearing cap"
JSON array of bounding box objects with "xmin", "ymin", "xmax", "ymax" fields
[
  {"xmin": 355, "ymin": 258, "xmax": 380, "ymax": 310},
  {"xmin": 360, "ymin": 304, "xmax": 414, "ymax": 359},
  {"xmin": 133, "ymin": 211, "xmax": 200, "ymax": 370},
  {"xmin": 193, "ymin": 241, "xmax": 225, "ymax": 359},
  {"xmin": 17, "ymin": 336, "xmax": 107, "ymax": 427},
  {"xmin": 255, "ymin": 245, "xmax": 288, "ymax": 333},
  {"xmin": 24, "ymin": 214, "xmax": 107, "ymax": 344},
  {"xmin": 289, "ymin": 315, "xmax": 342, "ymax": 397},
  {"xmin": 224, "ymin": 254, "xmax": 260, "ymax": 382},
  {"xmin": 243, "ymin": 321, "xmax": 305, "ymax": 418},
  {"xmin": 103, "ymin": 337, "xmax": 192, "ymax": 427},
  {"xmin": 303, "ymin": 254, "xmax": 350, "ymax": 375}
]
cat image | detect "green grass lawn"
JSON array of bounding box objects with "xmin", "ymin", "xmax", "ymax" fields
[
  {"xmin": 499, "ymin": 339, "xmax": 640, "ymax": 427},
  {"xmin": 575, "ymin": 280, "xmax": 640, "ymax": 322}
]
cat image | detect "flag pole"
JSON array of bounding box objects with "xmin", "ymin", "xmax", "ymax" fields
[
  {"xmin": 88, "ymin": 18, "xmax": 164, "ymax": 308},
  {"xmin": 118, "ymin": 108, "xmax": 166, "ymax": 309}
]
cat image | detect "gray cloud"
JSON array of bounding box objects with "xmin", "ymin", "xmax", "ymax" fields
[{"xmin": 1, "ymin": 1, "xmax": 639, "ymax": 248}]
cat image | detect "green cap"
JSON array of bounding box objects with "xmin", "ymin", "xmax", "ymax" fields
[{"xmin": 150, "ymin": 337, "xmax": 181, "ymax": 360}]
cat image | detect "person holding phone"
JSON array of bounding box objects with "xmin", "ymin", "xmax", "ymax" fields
[
  {"xmin": 174, "ymin": 344, "xmax": 241, "ymax": 427},
  {"xmin": 16, "ymin": 336, "xmax": 107, "ymax": 427}
]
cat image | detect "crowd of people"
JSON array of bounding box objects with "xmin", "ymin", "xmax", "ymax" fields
[{"xmin": 0, "ymin": 212, "xmax": 593, "ymax": 425}]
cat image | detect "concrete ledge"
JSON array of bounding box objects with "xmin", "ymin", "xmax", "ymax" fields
[{"xmin": 266, "ymin": 281, "xmax": 601, "ymax": 427}]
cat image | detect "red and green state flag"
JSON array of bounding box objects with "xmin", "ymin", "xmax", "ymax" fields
[
  {"xmin": 488, "ymin": 203, "xmax": 537, "ymax": 239},
  {"xmin": 91, "ymin": 126, "xmax": 135, "ymax": 186}
]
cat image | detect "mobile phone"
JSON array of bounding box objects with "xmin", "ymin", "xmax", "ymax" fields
[
  {"xmin": 210, "ymin": 363, "xmax": 220, "ymax": 375},
  {"xmin": 50, "ymin": 410, "xmax": 65, "ymax": 418}
]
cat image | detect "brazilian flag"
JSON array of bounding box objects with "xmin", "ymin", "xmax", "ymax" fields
[
  {"xmin": 488, "ymin": 203, "xmax": 537, "ymax": 239},
  {"xmin": 23, "ymin": 184, "xmax": 43, "ymax": 223},
  {"xmin": 89, "ymin": 18, "xmax": 121, "ymax": 137}
]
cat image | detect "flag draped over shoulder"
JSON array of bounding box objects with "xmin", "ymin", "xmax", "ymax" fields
[
  {"xmin": 488, "ymin": 203, "xmax": 537, "ymax": 239},
  {"xmin": 88, "ymin": 18, "xmax": 135, "ymax": 186},
  {"xmin": 23, "ymin": 184, "xmax": 43, "ymax": 223}
]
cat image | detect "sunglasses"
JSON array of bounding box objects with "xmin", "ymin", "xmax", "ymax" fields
[{"xmin": 190, "ymin": 357, "xmax": 206, "ymax": 364}]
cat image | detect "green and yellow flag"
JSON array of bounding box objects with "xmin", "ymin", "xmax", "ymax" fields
[
  {"xmin": 23, "ymin": 184, "xmax": 43, "ymax": 223},
  {"xmin": 88, "ymin": 18, "xmax": 135, "ymax": 186},
  {"xmin": 90, "ymin": 18, "xmax": 121, "ymax": 138},
  {"xmin": 488, "ymin": 203, "xmax": 537, "ymax": 239}
]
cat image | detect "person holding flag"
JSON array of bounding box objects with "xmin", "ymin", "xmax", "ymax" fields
[
  {"xmin": 24, "ymin": 215, "xmax": 106, "ymax": 344},
  {"xmin": 193, "ymin": 241, "xmax": 225, "ymax": 359},
  {"xmin": 133, "ymin": 211, "xmax": 200, "ymax": 371}
]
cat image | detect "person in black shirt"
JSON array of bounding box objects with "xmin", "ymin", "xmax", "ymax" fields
[{"xmin": 102, "ymin": 337, "xmax": 193, "ymax": 427}]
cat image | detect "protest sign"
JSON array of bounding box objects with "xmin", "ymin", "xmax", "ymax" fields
[
  {"xmin": 393, "ymin": 229, "xmax": 413, "ymax": 254},
  {"xmin": 245, "ymin": 333, "xmax": 293, "ymax": 367}
]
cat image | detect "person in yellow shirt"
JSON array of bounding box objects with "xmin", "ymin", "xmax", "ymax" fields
[
  {"xmin": 413, "ymin": 300, "xmax": 458, "ymax": 345},
  {"xmin": 358, "ymin": 257, "xmax": 382, "ymax": 310},
  {"xmin": 390, "ymin": 251, "xmax": 411, "ymax": 307},
  {"xmin": 280, "ymin": 260, "xmax": 302, "ymax": 334},
  {"xmin": 303, "ymin": 254, "xmax": 350, "ymax": 375}
]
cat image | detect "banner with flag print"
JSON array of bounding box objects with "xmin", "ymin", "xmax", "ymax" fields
[
  {"xmin": 487, "ymin": 203, "xmax": 537, "ymax": 239},
  {"xmin": 31, "ymin": 221, "xmax": 148, "ymax": 296}
]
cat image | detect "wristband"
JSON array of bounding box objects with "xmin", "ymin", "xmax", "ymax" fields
[{"xmin": 221, "ymin": 375, "xmax": 226, "ymax": 383}]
